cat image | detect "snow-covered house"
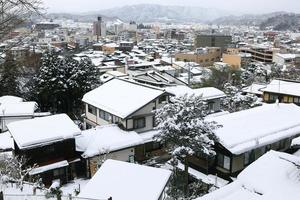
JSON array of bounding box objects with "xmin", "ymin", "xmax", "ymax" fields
[
  {"xmin": 76, "ymin": 124, "xmax": 143, "ymax": 177},
  {"xmin": 242, "ymin": 83, "xmax": 267, "ymax": 97},
  {"xmin": 197, "ymin": 151, "xmax": 300, "ymax": 200},
  {"xmin": 0, "ymin": 96, "xmax": 50, "ymax": 133},
  {"xmin": 197, "ymin": 103, "xmax": 300, "ymax": 179},
  {"xmin": 82, "ymin": 78, "xmax": 169, "ymax": 133},
  {"xmin": 262, "ymin": 79, "xmax": 300, "ymax": 105},
  {"xmin": 165, "ymin": 85, "xmax": 226, "ymax": 113},
  {"xmin": 82, "ymin": 78, "xmax": 170, "ymax": 161},
  {"xmin": 78, "ymin": 159, "xmax": 172, "ymax": 200},
  {"xmin": 7, "ymin": 114, "xmax": 82, "ymax": 185}
]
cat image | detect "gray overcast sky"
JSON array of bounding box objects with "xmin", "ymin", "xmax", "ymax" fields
[{"xmin": 43, "ymin": 0, "xmax": 300, "ymax": 14}]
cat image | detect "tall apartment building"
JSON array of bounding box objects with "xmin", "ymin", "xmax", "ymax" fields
[
  {"xmin": 93, "ymin": 17, "xmax": 106, "ymax": 40},
  {"xmin": 240, "ymin": 45, "xmax": 280, "ymax": 63},
  {"xmin": 195, "ymin": 34, "xmax": 232, "ymax": 51},
  {"xmin": 175, "ymin": 47, "xmax": 222, "ymax": 67}
]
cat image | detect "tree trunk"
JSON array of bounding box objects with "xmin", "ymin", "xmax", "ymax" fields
[
  {"xmin": 0, "ymin": 191, "xmax": 3, "ymax": 200},
  {"xmin": 184, "ymin": 156, "xmax": 189, "ymax": 197}
]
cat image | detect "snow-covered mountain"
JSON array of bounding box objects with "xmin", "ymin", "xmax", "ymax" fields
[{"xmin": 92, "ymin": 4, "xmax": 229, "ymax": 23}]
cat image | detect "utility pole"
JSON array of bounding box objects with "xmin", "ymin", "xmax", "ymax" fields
[
  {"xmin": 0, "ymin": 191, "xmax": 3, "ymax": 200},
  {"xmin": 187, "ymin": 62, "xmax": 191, "ymax": 87}
]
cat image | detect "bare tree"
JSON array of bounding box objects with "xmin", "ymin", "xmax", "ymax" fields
[{"xmin": 0, "ymin": 0, "xmax": 43, "ymax": 42}]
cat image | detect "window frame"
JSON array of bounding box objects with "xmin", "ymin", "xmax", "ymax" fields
[{"xmin": 133, "ymin": 117, "xmax": 146, "ymax": 129}]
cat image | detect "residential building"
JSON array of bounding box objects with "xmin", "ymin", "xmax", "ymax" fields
[
  {"xmin": 175, "ymin": 47, "xmax": 222, "ymax": 67},
  {"xmin": 7, "ymin": 114, "xmax": 83, "ymax": 186},
  {"xmin": 195, "ymin": 34, "xmax": 232, "ymax": 52},
  {"xmin": 0, "ymin": 96, "xmax": 50, "ymax": 133},
  {"xmin": 262, "ymin": 79, "xmax": 300, "ymax": 105},
  {"xmin": 82, "ymin": 78, "xmax": 170, "ymax": 162},
  {"xmin": 76, "ymin": 125, "xmax": 143, "ymax": 177},
  {"xmin": 193, "ymin": 103, "xmax": 300, "ymax": 179},
  {"xmin": 78, "ymin": 159, "xmax": 171, "ymax": 200},
  {"xmin": 197, "ymin": 151, "xmax": 300, "ymax": 200},
  {"xmin": 165, "ymin": 85, "xmax": 226, "ymax": 113},
  {"xmin": 273, "ymin": 53, "xmax": 300, "ymax": 66}
]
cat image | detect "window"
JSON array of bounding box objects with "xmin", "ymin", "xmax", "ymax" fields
[
  {"xmin": 133, "ymin": 117, "xmax": 146, "ymax": 129},
  {"xmin": 159, "ymin": 95, "xmax": 167, "ymax": 104},
  {"xmin": 88, "ymin": 105, "xmax": 96, "ymax": 115},
  {"xmin": 283, "ymin": 96, "xmax": 288, "ymax": 103},
  {"xmin": 289, "ymin": 97, "xmax": 294, "ymax": 103},
  {"xmin": 53, "ymin": 168, "xmax": 65, "ymax": 177},
  {"xmin": 244, "ymin": 150, "xmax": 255, "ymax": 166},
  {"xmin": 264, "ymin": 93, "xmax": 269, "ymax": 101},
  {"xmin": 244, "ymin": 151, "xmax": 250, "ymax": 166},
  {"xmin": 99, "ymin": 110, "xmax": 112, "ymax": 121},
  {"xmin": 279, "ymin": 139, "xmax": 286, "ymax": 150},
  {"xmin": 294, "ymin": 97, "xmax": 299, "ymax": 104},
  {"xmin": 217, "ymin": 154, "xmax": 231, "ymax": 170}
]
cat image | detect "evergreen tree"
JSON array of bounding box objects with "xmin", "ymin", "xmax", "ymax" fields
[
  {"xmin": 221, "ymin": 82, "xmax": 262, "ymax": 113},
  {"xmin": 0, "ymin": 54, "xmax": 20, "ymax": 96},
  {"xmin": 30, "ymin": 52, "xmax": 100, "ymax": 116},
  {"xmin": 155, "ymin": 94, "xmax": 220, "ymax": 197}
]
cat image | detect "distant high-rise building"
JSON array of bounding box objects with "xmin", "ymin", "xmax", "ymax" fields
[
  {"xmin": 195, "ymin": 34, "xmax": 232, "ymax": 52},
  {"xmin": 93, "ymin": 16, "xmax": 106, "ymax": 40}
]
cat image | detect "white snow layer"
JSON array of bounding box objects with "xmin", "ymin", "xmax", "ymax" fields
[
  {"xmin": 208, "ymin": 103, "xmax": 300, "ymax": 154},
  {"xmin": 0, "ymin": 132, "xmax": 14, "ymax": 151},
  {"xmin": 82, "ymin": 78, "xmax": 165, "ymax": 118},
  {"xmin": 0, "ymin": 95, "xmax": 23, "ymax": 104},
  {"xmin": 165, "ymin": 85, "xmax": 225, "ymax": 100},
  {"xmin": 197, "ymin": 151, "xmax": 300, "ymax": 200},
  {"xmin": 262, "ymin": 79, "xmax": 300, "ymax": 97},
  {"xmin": 0, "ymin": 102, "xmax": 37, "ymax": 116},
  {"xmin": 29, "ymin": 160, "xmax": 69, "ymax": 176},
  {"xmin": 78, "ymin": 159, "xmax": 171, "ymax": 200},
  {"xmin": 76, "ymin": 125, "xmax": 143, "ymax": 158},
  {"xmin": 7, "ymin": 114, "xmax": 81, "ymax": 149}
]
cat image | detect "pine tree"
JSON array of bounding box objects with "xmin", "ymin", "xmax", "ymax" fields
[
  {"xmin": 0, "ymin": 54, "xmax": 20, "ymax": 96},
  {"xmin": 155, "ymin": 94, "xmax": 220, "ymax": 197}
]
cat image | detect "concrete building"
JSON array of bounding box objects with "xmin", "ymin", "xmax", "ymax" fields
[
  {"xmin": 175, "ymin": 47, "xmax": 222, "ymax": 67},
  {"xmin": 240, "ymin": 45, "xmax": 280, "ymax": 63},
  {"xmin": 195, "ymin": 34, "xmax": 232, "ymax": 51},
  {"xmin": 222, "ymin": 48, "xmax": 252, "ymax": 69},
  {"xmin": 93, "ymin": 17, "xmax": 106, "ymax": 40}
]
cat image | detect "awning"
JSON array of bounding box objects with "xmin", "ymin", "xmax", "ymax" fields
[{"xmin": 29, "ymin": 160, "xmax": 69, "ymax": 176}]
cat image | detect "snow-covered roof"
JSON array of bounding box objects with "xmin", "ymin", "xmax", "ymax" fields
[
  {"xmin": 165, "ymin": 85, "xmax": 226, "ymax": 100},
  {"xmin": 0, "ymin": 96, "xmax": 23, "ymax": 104},
  {"xmin": 209, "ymin": 103, "xmax": 300, "ymax": 154},
  {"xmin": 197, "ymin": 151, "xmax": 300, "ymax": 200},
  {"xmin": 0, "ymin": 102, "xmax": 37, "ymax": 117},
  {"xmin": 7, "ymin": 114, "xmax": 81, "ymax": 149},
  {"xmin": 261, "ymin": 79, "xmax": 300, "ymax": 97},
  {"xmin": 29, "ymin": 160, "xmax": 69, "ymax": 176},
  {"xmin": 82, "ymin": 79, "xmax": 165, "ymax": 118},
  {"xmin": 78, "ymin": 159, "xmax": 171, "ymax": 200},
  {"xmin": 76, "ymin": 125, "xmax": 143, "ymax": 158},
  {"xmin": 0, "ymin": 132, "xmax": 14, "ymax": 151},
  {"xmin": 242, "ymin": 83, "xmax": 267, "ymax": 95}
]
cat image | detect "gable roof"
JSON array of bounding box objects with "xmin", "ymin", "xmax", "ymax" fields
[
  {"xmin": 78, "ymin": 159, "xmax": 171, "ymax": 200},
  {"xmin": 209, "ymin": 103, "xmax": 300, "ymax": 154},
  {"xmin": 197, "ymin": 151, "xmax": 300, "ymax": 200},
  {"xmin": 262, "ymin": 79, "xmax": 300, "ymax": 97},
  {"xmin": 7, "ymin": 114, "xmax": 81, "ymax": 149},
  {"xmin": 76, "ymin": 125, "xmax": 143, "ymax": 158},
  {"xmin": 165, "ymin": 85, "xmax": 226, "ymax": 100},
  {"xmin": 82, "ymin": 78, "xmax": 166, "ymax": 118},
  {"xmin": 0, "ymin": 102, "xmax": 37, "ymax": 117}
]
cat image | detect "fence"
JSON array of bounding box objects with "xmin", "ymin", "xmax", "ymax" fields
[{"xmin": 0, "ymin": 192, "xmax": 112, "ymax": 200}]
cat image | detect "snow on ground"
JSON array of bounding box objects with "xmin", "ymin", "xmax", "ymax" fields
[
  {"xmin": 0, "ymin": 178, "xmax": 89, "ymax": 200},
  {"xmin": 163, "ymin": 161, "xmax": 228, "ymax": 188}
]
